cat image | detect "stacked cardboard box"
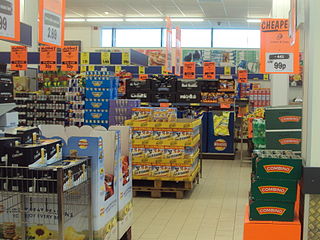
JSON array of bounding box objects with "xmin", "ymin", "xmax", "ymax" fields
[
  {"xmin": 84, "ymin": 71, "xmax": 119, "ymax": 128},
  {"xmin": 249, "ymin": 150, "xmax": 302, "ymax": 221},
  {"xmin": 0, "ymin": 73, "xmax": 14, "ymax": 103},
  {"xmin": 125, "ymin": 107, "xmax": 200, "ymax": 180},
  {"xmin": 109, "ymin": 99, "xmax": 140, "ymax": 126}
]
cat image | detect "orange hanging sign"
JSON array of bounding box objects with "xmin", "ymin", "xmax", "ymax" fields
[
  {"xmin": 203, "ymin": 62, "xmax": 216, "ymax": 80},
  {"xmin": 40, "ymin": 46, "xmax": 57, "ymax": 71},
  {"xmin": 183, "ymin": 62, "xmax": 196, "ymax": 79},
  {"xmin": 61, "ymin": 46, "xmax": 78, "ymax": 72},
  {"xmin": 139, "ymin": 74, "xmax": 148, "ymax": 81},
  {"xmin": 39, "ymin": 0, "xmax": 66, "ymax": 47},
  {"xmin": 220, "ymin": 103, "xmax": 231, "ymax": 109},
  {"xmin": 11, "ymin": 46, "xmax": 27, "ymax": 70},
  {"xmin": 0, "ymin": 0, "xmax": 20, "ymax": 41},
  {"xmin": 260, "ymin": 18, "xmax": 300, "ymax": 74},
  {"xmin": 238, "ymin": 70, "xmax": 248, "ymax": 83}
]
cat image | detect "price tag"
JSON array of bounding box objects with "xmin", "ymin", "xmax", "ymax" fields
[
  {"xmin": 203, "ymin": 62, "xmax": 216, "ymax": 79},
  {"xmin": 101, "ymin": 52, "xmax": 111, "ymax": 65},
  {"xmin": 40, "ymin": 46, "xmax": 57, "ymax": 71},
  {"xmin": 81, "ymin": 52, "xmax": 90, "ymax": 65},
  {"xmin": 0, "ymin": 0, "xmax": 19, "ymax": 41},
  {"xmin": 80, "ymin": 66, "xmax": 87, "ymax": 72},
  {"xmin": 183, "ymin": 62, "xmax": 196, "ymax": 79},
  {"xmin": 11, "ymin": 46, "xmax": 27, "ymax": 71},
  {"xmin": 122, "ymin": 52, "xmax": 130, "ymax": 65},
  {"xmin": 139, "ymin": 66, "xmax": 145, "ymax": 74},
  {"xmin": 115, "ymin": 66, "xmax": 122, "ymax": 74},
  {"xmin": 39, "ymin": 0, "xmax": 65, "ymax": 46},
  {"xmin": 263, "ymin": 74, "xmax": 269, "ymax": 81},
  {"xmin": 190, "ymin": 103, "xmax": 200, "ymax": 106},
  {"xmin": 266, "ymin": 53, "xmax": 293, "ymax": 73},
  {"xmin": 160, "ymin": 103, "xmax": 170, "ymax": 107},
  {"xmin": 220, "ymin": 103, "xmax": 231, "ymax": 109},
  {"xmin": 89, "ymin": 65, "xmax": 95, "ymax": 71},
  {"xmin": 139, "ymin": 74, "xmax": 148, "ymax": 81},
  {"xmin": 161, "ymin": 66, "xmax": 167, "ymax": 75},
  {"xmin": 61, "ymin": 46, "xmax": 79, "ymax": 72},
  {"xmin": 238, "ymin": 70, "xmax": 248, "ymax": 83},
  {"xmin": 224, "ymin": 66, "xmax": 231, "ymax": 75}
]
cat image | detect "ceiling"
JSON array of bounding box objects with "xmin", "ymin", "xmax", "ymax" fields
[{"xmin": 65, "ymin": 0, "xmax": 273, "ymax": 29}]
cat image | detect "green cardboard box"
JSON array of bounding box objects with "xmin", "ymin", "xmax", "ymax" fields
[
  {"xmin": 249, "ymin": 198, "xmax": 295, "ymax": 221},
  {"xmin": 251, "ymin": 177, "xmax": 297, "ymax": 202},
  {"xmin": 265, "ymin": 106, "xmax": 302, "ymax": 130},
  {"xmin": 266, "ymin": 130, "xmax": 302, "ymax": 151},
  {"xmin": 255, "ymin": 154, "xmax": 302, "ymax": 180}
]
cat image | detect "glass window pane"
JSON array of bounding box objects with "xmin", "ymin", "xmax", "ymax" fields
[
  {"xmin": 163, "ymin": 29, "xmax": 211, "ymax": 48},
  {"xmin": 101, "ymin": 29, "xmax": 112, "ymax": 47},
  {"xmin": 213, "ymin": 29, "xmax": 260, "ymax": 48},
  {"xmin": 115, "ymin": 29, "xmax": 161, "ymax": 47}
]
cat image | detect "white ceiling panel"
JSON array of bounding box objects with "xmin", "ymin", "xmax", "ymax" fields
[{"xmin": 65, "ymin": 0, "xmax": 273, "ymax": 28}]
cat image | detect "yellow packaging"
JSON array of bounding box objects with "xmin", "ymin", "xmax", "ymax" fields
[
  {"xmin": 132, "ymin": 107, "xmax": 154, "ymax": 122},
  {"xmin": 133, "ymin": 164, "xmax": 152, "ymax": 177},
  {"xmin": 151, "ymin": 164, "xmax": 172, "ymax": 178},
  {"xmin": 132, "ymin": 127, "xmax": 153, "ymax": 145},
  {"xmin": 152, "ymin": 108, "xmax": 177, "ymax": 122},
  {"xmin": 145, "ymin": 146, "xmax": 164, "ymax": 162}
]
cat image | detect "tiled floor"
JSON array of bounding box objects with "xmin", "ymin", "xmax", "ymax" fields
[{"xmin": 132, "ymin": 159, "xmax": 251, "ymax": 240}]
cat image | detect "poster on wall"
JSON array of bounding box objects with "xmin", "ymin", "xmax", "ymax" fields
[
  {"xmin": 236, "ymin": 50, "xmax": 260, "ymax": 73},
  {"xmin": 260, "ymin": 18, "xmax": 300, "ymax": 74},
  {"xmin": 146, "ymin": 50, "xmax": 166, "ymax": 66},
  {"xmin": 183, "ymin": 50, "xmax": 204, "ymax": 67},
  {"xmin": 208, "ymin": 50, "xmax": 236, "ymax": 67},
  {"xmin": 175, "ymin": 27, "xmax": 182, "ymax": 76},
  {"xmin": 0, "ymin": 0, "xmax": 20, "ymax": 41},
  {"xmin": 11, "ymin": 46, "xmax": 27, "ymax": 70},
  {"xmin": 165, "ymin": 17, "xmax": 173, "ymax": 72},
  {"xmin": 40, "ymin": 46, "xmax": 57, "ymax": 71},
  {"xmin": 61, "ymin": 46, "xmax": 78, "ymax": 72},
  {"xmin": 39, "ymin": 0, "xmax": 66, "ymax": 47}
]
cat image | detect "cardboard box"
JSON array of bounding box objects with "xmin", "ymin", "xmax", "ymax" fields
[
  {"xmin": 266, "ymin": 130, "xmax": 302, "ymax": 151},
  {"xmin": 84, "ymin": 110, "xmax": 109, "ymax": 121},
  {"xmin": 14, "ymin": 76, "xmax": 30, "ymax": 92},
  {"xmin": 86, "ymin": 88, "xmax": 113, "ymax": 99},
  {"xmin": 5, "ymin": 127, "xmax": 40, "ymax": 144},
  {"xmin": 0, "ymin": 112, "xmax": 18, "ymax": 127},
  {"xmin": 86, "ymin": 77, "xmax": 114, "ymax": 88},
  {"xmin": 85, "ymin": 100, "xmax": 110, "ymax": 110},
  {"xmin": 265, "ymin": 106, "xmax": 302, "ymax": 130}
]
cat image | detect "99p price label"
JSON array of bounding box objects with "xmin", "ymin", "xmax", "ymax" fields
[
  {"xmin": 266, "ymin": 53, "xmax": 293, "ymax": 73},
  {"xmin": 43, "ymin": 9, "xmax": 61, "ymax": 46},
  {"xmin": 0, "ymin": 0, "xmax": 15, "ymax": 39}
]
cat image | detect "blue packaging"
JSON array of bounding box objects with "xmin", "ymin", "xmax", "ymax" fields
[
  {"xmin": 85, "ymin": 100, "xmax": 109, "ymax": 110},
  {"xmin": 85, "ymin": 88, "xmax": 113, "ymax": 99}
]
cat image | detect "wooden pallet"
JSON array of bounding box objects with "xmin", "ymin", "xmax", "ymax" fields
[
  {"xmin": 120, "ymin": 227, "xmax": 132, "ymax": 240},
  {"xmin": 133, "ymin": 172, "xmax": 200, "ymax": 199}
]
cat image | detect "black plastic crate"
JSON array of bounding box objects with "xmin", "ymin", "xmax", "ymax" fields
[
  {"xmin": 0, "ymin": 80, "xmax": 13, "ymax": 93},
  {"xmin": 126, "ymin": 91, "xmax": 151, "ymax": 102},
  {"xmin": 176, "ymin": 92, "xmax": 201, "ymax": 103},
  {"xmin": 177, "ymin": 80, "xmax": 201, "ymax": 92},
  {"xmin": 151, "ymin": 92, "xmax": 176, "ymax": 103},
  {"xmin": 126, "ymin": 79, "xmax": 151, "ymax": 91},
  {"xmin": 151, "ymin": 76, "xmax": 177, "ymax": 91},
  {"xmin": 200, "ymin": 80, "xmax": 218, "ymax": 92}
]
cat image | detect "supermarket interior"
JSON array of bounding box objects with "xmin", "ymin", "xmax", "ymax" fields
[{"xmin": 0, "ymin": 0, "xmax": 319, "ymax": 240}]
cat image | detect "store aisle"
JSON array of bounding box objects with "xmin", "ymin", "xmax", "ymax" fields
[{"xmin": 132, "ymin": 159, "xmax": 251, "ymax": 240}]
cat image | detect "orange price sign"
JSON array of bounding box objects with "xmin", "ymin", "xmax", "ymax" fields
[
  {"xmin": 61, "ymin": 46, "xmax": 79, "ymax": 72},
  {"xmin": 40, "ymin": 46, "xmax": 57, "ymax": 71},
  {"xmin": 160, "ymin": 103, "xmax": 170, "ymax": 108},
  {"xmin": 11, "ymin": 46, "xmax": 27, "ymax": 71},
  {"xmin": 260, "ymin": 18, "xmax": 300, "ymax": 74},
  {"xmin": 238, "ymin": 70, "xmax": 248, "ymax": 83},
  {"xmin": 220, "ymin": 103, "xmax": 231, "ymax": 109},
  {"xmin": 39, "ymin": 0, "xmax": 66, "ymax": 47},
  {"xmin": 183, "ymin": 62, "xmax": 196, "ymax": 79},
  {"xmin": 0, "ymin": 0, "xmax": 20, "ymax": 41},
  {"xmin": 139, "ymin": 74, "xmax": 148, "ymax": 81},
  {"xmin": 203, "ymin": 62, "xmax": 216, "ymax": 80}
]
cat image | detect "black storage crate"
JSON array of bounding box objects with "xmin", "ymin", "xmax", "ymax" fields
[
  {"xmin": 200, "ymin": 80, "xmax": 218, "ymax": 92},
  {"xmin": 126, "ymin": 79, "xmax": 151, "ymax": 91},
  {"xmin": 151, "ymin": 92, "xmax": 176, "ymax": 103},
  {"xmin": 177, "ymin": 80, "xmax": 202, "ymax": 92},
  {"xmin": 126, "ymin": 91, "xmax": 151, "ymax": 102},
  {"xmin": 176, "ymin": 92, "xmax": 201, "ymax": 103},
  {"xmin": 151, "ymin": 76, "xmax": 177, "ymax": 91}
]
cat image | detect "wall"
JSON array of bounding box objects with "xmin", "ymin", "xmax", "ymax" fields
[{"xmin": 65, "ymin": 26, "xmax": 101, "ymax": 51}]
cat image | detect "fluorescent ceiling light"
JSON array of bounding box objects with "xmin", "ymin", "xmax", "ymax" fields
[
  {"xmin": 125, "ymin": 18, "xmax": 164, "ymax": 22},
  {"xmin": 65, "ymin": 18, "xmax": 85, "ymax": 22},
  {"xmin": 86, "ymin": 18, "xmax": 124, "ymax": 22},
  {"xmin": 171, "ymin": 18, "xmax": 204, "ymax": 22},
  {"xmin": 247, "ymin": 19, "xmax": 261, "ymax": 23},
  {"xmin": 104, "ymin": 11, "xmax": 109, "ymax": 15}
]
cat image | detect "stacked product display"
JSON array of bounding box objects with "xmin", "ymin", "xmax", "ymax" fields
[
  {"xmin": 249, "ymin": 88, "xmax": 271, "ymax": 110},
  {"xmin": 109, "ymin": 99, "xmax": 141, "ymax": 126},
  {"xmin": 84, "ymin": 71, "xmax": 119, "ymax": 128},
  {"xmin": 125, "ymin": 107, "xmax": 200, "ymax": 179},
  {"xmin": 0, "ymin": 73, "xmax": 14, "ymax": 104}
]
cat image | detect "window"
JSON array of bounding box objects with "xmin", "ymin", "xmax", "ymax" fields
[
  {"xmin": 162, "ymin": 29, "xmax": 211, "ymax": 48},
  {"xmin": 101, "ymin": 29, "xmax": 113, "ymax": 47},
  {"xmin": 115, "ymin": 29, "xmax": 162, "ymax": 47},
  {"xmin": 212, "ymin": 29, "xmax": 260, "ymax": 48}
]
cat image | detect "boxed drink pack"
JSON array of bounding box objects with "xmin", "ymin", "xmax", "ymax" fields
[
  {"xmin": 5, "ymin": 127, "xmax": 40, "ymax": 144},
  {"xmin": 265, "ymin": 130, "xmax": 302, "ymax": 151},
  {"xmin": 0, "ymin": 112, "xmax": 18, "ymax": 127},
  {"xmin": 86, "ymin": 88, "xmax": 113, "ymax": 99},
  {"xmin": 265, "ymin": 106, "xmax": 302, "ymax": 130},
  {"xmin": 85, "ymin": 100, "xmax": 110, "ymax": 110}
]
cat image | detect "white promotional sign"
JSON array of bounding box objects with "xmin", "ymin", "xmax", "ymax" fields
[
  {"xmin": 0, "ymin": 0, "xmax": 19, "ymax": 41},
  {"xmin": 266, "ymin": 53, "xmax": 294, "ymax": 73}
]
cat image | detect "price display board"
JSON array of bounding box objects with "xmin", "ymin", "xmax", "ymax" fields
[
  {"xmin": 183, "ymin": 62, "xmax": 196, "ymax": 79},
  {"xmin": 61, "ymin": 46, "xmax": 78, "ymax": 72},
  {"xmin": 40, "ymin": 46, "xmax": 57, "ymax": 71},
  {"xmin": 81, "ymin": 52, "xmax": 90, "ymax": 65},
  {"xmin": 11, "ymin": 45, "xmax": 27, "ymax": 70},
  {"xmin": 260, "ymin": 18, "xmax": 300, "ymax": 74},
  {"xmin": 203, "ymin": 62, "xmax": 216, "ymax": 79},
  {"xmin": 101, "ymin": 52, "xmax": 110, "ymax": 65},
  {"xmin": 0, "ymin": 0, "xmax": 20, "ymax": 41},
  {"xmin": 39, "ymin": 0, "xmax": 66, "ymax": 47},
  {"xmin": 238, "ymin": 70, "xmax": 248, "ymax": 83}
]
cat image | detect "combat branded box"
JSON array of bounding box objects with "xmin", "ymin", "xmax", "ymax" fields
[
  {"xmin": 265, "ymin": 106, "xmax": 302, "ymax": 130},
  {"xmin": 249, "ymin": 198, "xmax": 295, "ymax": 221},
  {"xmin": 251, "ymin": 177, "xmax": 297, "ymax": 202},
  {"xmin": 265, "ymin": 130, "xmax": 302, "ymax": 151}
]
